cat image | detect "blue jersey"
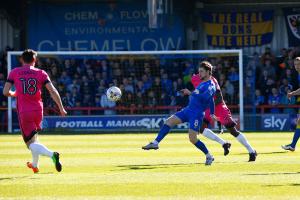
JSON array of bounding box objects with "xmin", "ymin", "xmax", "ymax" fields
[
  {"xmin": 175, "ymin": 79, "xmax": 216, "ymax": 132},
  {"xmin": 188, "ymin": 79, "xmax": 216, "ymax": 114}
]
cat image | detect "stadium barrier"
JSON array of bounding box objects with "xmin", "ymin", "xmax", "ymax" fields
[
  {"xmin": 0, "ymin": 105, "xmax": 298, "ymax": 132},
  {"xmin": 42, "ymin": 115, "xmax": 185, "ymax": 132}
]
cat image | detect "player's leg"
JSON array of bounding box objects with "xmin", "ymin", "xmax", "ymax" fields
[
  {"xmin": 35, "ymin": 111, "xmax": 61, "ymax": 172},
  {"xmin": 27, "ymin": 135, "xmax": 62, "ymax": 172},
  {"xmin": 26, "ymin": 135, "xmax": 39, "ymax": 173},
  {"xmin": 189, "ymin": 130, "xmax": 214, "ymax": 165},
  {"xmin": 227, "ymin": 126, "xmax": 257, "ymax": 161},
  {"xmin": 18, "ymin": 112, "xmax": 40, "ymax": 173},
  {"xmin": 217, "ymin": 105, "xmax": 256, "ymax": 161},
  {"xmin": 26, "ymin": 112, "xmax": 53, "ymax": 159},
  {"xmin": 199, "ymin": 113, "xmax": 231, "ymax": 156},
  {"xmin": 142, "ymin": 111, "xmax": 184, "ymax": 150},
  {"xmin": 217, "ymin": 121, "xmax": 224, "ymax": 134},
  {"xmin": 282, "ymin": 117, "xmax": 300, "ymax": 151},
  {"xmin": 189, "ymin": 116, "xmax": 214, "ymax": 165},
  {"xmin": 154, "ymin": 115, "xmax": 181, "ymax": 144},
  {"xmin": 23, "ymin": 111, "xmax": 62, "ymax": 172}
]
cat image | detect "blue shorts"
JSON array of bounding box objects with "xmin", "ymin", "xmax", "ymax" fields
[{"xmin": 175, "ymin": 108, "xmax": 204, "ymax": 132}]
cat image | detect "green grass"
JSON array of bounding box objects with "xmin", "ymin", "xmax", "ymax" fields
[{"xmin": 1, "ymin": 132, "xmax": 300, "ymax": 199}]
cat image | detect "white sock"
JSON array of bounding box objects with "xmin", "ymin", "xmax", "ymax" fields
[
  {"xmin": 202, "ymin": 128, "xmax": 226, "ymax": 145},
  {"xmin": 152, "ymin": 140, "xmax": 158, "ymax": 145},
  {"xmin": 29, "ymin": 142, "xmax": 54, "ymax": 158},
  {"xmin": 30, "ymin": 150, "xmax": 39, "ymax": 168},
  {"xmin": 236, "ymin": 133, "xmax": 255, "ymax": 153}
]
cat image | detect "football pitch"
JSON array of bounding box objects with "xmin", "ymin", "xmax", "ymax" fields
[{"xmin": 1, "ymin": 132, "xmax": 300, "ymax": 199}]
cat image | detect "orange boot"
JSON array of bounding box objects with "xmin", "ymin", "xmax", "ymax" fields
[{"xmin": 27, "ymin": 162, "xmax": 39, "ymax": 173}]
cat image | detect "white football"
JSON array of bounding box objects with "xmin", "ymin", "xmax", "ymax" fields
[{"xmin": 106, "ymin": 86, "xmax": 122, "ymax": 102}]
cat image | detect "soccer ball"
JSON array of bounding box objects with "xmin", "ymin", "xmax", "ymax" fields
[{"xmin": 106, "ymin": 86, "xmax": 122, "ymax": 102}]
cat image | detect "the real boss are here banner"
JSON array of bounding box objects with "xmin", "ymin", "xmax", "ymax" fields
[{"xmin": 202, "ymin": 11, "xmax": 273, "ymax": 48}]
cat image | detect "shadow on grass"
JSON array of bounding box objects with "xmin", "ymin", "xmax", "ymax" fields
[
  {"xmin": 0, "ymin": 176, "xmax": 32, "ymax": 181},
  {"xmin": 264, "ymin": 183, "xmax": 300, "ymax": 187},
  {"xmin": 0, "ymin": 172, "xmax": 54, "ymax": 181},
  {"xmin": 244, "ymin": 172, "xmax": 300, "ymax": 176},
  {"xmin": 38, "ymin": 172, "xmax": 54, "ymax": 175},
  {"xmin": 237, "ymin": 151, "xmax": 286, "ymax": 155},
  {"xmin": 114, "ymin": 163, "xmax": 200, "ymax": 170},
  {"xmin": 290, "ymin": 183, "xmax": 300, "ymax": 186},
  {"xmin": 257, "ymin": 151, "xmax": 287, "ymax": 155},
  {"xmin": 113, "ymin": 160, "xmax": 242, "ymax": 171},
  {"xmin": 263, "ymin": 184, "xmax": 285, "ymax": 187}
]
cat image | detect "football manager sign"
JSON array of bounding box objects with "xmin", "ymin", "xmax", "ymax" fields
[
  {"xmin": 202, "ymin": 11, "xmax": 273, "ymax": 47},
  {"xmin": 42, "ymin": 115, "xmax": 189, "ymax": 132}
]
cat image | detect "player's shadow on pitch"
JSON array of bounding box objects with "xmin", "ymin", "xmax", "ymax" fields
[
  {"xmin": 0, "ymin": 175, "xmax": 34, "ymax": 181},
  {"xmin": 114, "ymin": 160, "xmax": 240, "ymax": 171},
  {"xmin": 0, "ymin": 172, "xmax": 53, "ymax": 181},
  {"xmin": 290, "ymin": 183, "xmax": 300, "ymax": 186},
  {"xmin": 114, "ymin": 163, "xmax": 198, "ymax": 170},
  {"xmin": 244, "ymin": 172, "xmax": 300, "ymax": 176},
  {"xmin": 38, "ymin": 172, "xmax": 54, "ymax": 175},
  {"xmin": 237, "ymin": 151, "xmax": 286, "ymax": 155},
  {"xmin": 264, "ymin": 183, "xmax": 300, "ymax": 187}
]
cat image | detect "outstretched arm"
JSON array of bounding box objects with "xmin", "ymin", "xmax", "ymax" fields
[
  {"xmin": 45, "ymin": 82, "xmax": 67, "ymax": 116},
  {"xmin": 3, "ymin": 82, "xmax": 16, "ymax": 97},
  {"xmin": 214, "ymin": 90, "xmax": 224, "ymax": 105},
  {"xmin": 288, "ymin": 88, "xmax": 300, "ymax": 99},
  {"xmin": 209, "ymin": 97, "xmax": 215, "ymax": 115},
  {"xmin": 180, "ymin": 88, "xmax": 192, "ymax": 96},
  {"xmin": 209, "ymin": 97, "xmax": 219, "ymax": 121}
]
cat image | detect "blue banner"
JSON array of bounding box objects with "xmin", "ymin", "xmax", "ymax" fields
[
  {"xmin": 42, "ymin": 115, "xmax": 189, "ymax": 131},
  {"xmin": 283, "ymin": 8, "xmax": 300, "ymax": 47},
  {"xmin": 10, "ymin": 114, "xmax": 294, "ymax": 132},
  {"xmin": 27, "ymin": 2, "xmax": 184, "ymax": 51},
  {"xmin": 202, "ymin": 11, "xmax": 273, "ymax": 47},
  {"xmin": 261, "ymin": 114, "xmax": 290, "ymax": 131}
]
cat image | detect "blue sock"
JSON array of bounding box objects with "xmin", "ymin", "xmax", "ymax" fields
[
  {"xmin": 194, "ymin": 140, "xmax": 209, "ymax": 155},
  {"xmin": 291, "ymin": 128, "xmax": 300, "ymax": 148},
  {"xmin": 155, "ymin": 124, "xmax": 171, "ymax": 143}
]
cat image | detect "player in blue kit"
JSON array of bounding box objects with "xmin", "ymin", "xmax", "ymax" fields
[
  {"xmin": 142, "ymin": 61, "xmax": 218, "ymax": 165},
  {"xmin": 282, "ymin": 57, "xmax": 300, "ymax": 151}
]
